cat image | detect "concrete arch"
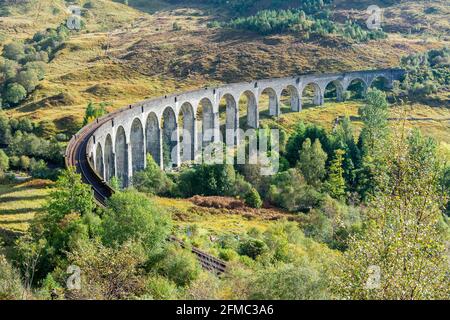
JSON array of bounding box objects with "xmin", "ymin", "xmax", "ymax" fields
[
  {"xmin": 198, "ymin": 97, "xmax": 215, "ymax": 147},
  {"xmin": 95, "ymin": 143, "xmax": 104, "ymax": 179},
  {"xmin": 104, "ymin": 134, "xmax": 115, "ymax": 182},
  {"xmin": 280, "ymin": 85, "xmax": 300, "ymax": 112},
  {"xmin": 130, "ymin": 118, "xmax": 145, "ymax": 175},
  {"xmin": 146, "ymin": 112, "xmax": 161, "ymax": 166},
  {"xmin": 324, "ymin": 80, "xmax": 344, "ymax": 102},
  {"xmin": 221, "ymin": 93, "xmax": 239, "ymax": 146},
  {"xmin": 179, "ymin": 102, "xmax": 195, "ymax": 162},
  {"xmin": 162, "ymin": 106, "xmax": 178, "ymax": 169},
  {"xmin": 301, "ymin": 82, "xmax": 323, "ymax": 107},
  {"xmin": 369, "ymin": 75, "xmax": 391, "ymax": 90},
  {"xmin": 239, "ymin": 90, "xmax": 258, "ymax": 129},
  {"xmin": 115, "ymin": 126, "xmax": 128, "ymax": 188},
  {"xmin": 346, "ymin": 78, "xmax": 368, "ymax": 99},
  {"xmin": 260, "ymin": 87, "xmax": 279, "ymax": 116}
]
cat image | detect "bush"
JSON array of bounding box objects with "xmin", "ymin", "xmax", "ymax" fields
[
  {"xmin": 133, "ymin": 154, "xmax": 174, "ymax": 196},
  {"xmin": 102, "ymin": 190, "xmax": 172, "ymax": 255},
  {"xmin": 248, "ymin": 262, "xmax": 330, "ymax": 300},
  {"xmin": 238, "ymin": 238, "xmax": 268, "ymax": 260},
  {"xmin": 177, "ymin": 164, "xmax": 236, "ymax": 197},
  {"xmin": 4, "ymin": 83, "xmax": 27, "ymax": 104},
  {"xmin": 145, "ymin": 275, "xmax": 178, "ymax": 300},
  {"xmin": 156, "ymin": 245, "xmax": 201, "ymax": 287},
  {"xmin": 244, "ymin": 187, "xmax": 262, "ymax": 208},
  {"xmin": 267, "ymin": 168, "xmax": 324, "ymax": 212}
]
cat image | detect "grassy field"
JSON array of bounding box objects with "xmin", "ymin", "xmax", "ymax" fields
[{"xmin": 0, "ymin": 179, "xmax": 53, "ymax": 234}]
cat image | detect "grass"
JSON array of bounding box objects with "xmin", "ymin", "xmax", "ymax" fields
[
  {"xmin": 0, "ymin": 179, "xmax": 53, "ymax": 233},
  {"xmin": 155, "ymin": 197, "xmax": 273, "ymax": 235}
]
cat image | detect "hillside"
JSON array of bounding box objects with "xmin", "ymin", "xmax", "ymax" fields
[{"xmin": 0, "ymin": 0, "xmax": 448, "ymax": 127}]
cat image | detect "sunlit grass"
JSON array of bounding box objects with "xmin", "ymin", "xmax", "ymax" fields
[{"xmin": 0, "ymin": 179, "xmax": 53, "ymax": 233}]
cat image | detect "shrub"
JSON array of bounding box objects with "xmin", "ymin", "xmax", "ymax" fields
[
  {"xmin": 238, "ymin": 238, "xmax": 268, "ymax": 260},
  {"xmin": 4, "ymin": 83, "xmax": 27, "ymax": 104},
  {"xmin": 156, "ymin": 245, "xmax": 201, "ymax": 287},
  {"xmin": 102, "ymin": 190, "xmax": 172, "ymax": 255},
  {"xmin": 244, "ymin": 187, "xmax": 263, "ymax": 208},
  {"xmin": 145, "ymin": 275, "xmax": 178, "ymax": 300},
  {"xmin": 133, "ymin": 154, "xmax": 174, "ymax": 196}
]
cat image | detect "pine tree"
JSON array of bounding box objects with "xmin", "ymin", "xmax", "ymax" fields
[{"xmin": 325, "ymin": 149, "xmax": 346, "ymax": 200}]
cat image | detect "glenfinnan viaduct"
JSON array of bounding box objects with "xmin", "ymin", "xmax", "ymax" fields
[{"xmin": 81, "ymin": 69, "xmax": 404, "ymax": 188}]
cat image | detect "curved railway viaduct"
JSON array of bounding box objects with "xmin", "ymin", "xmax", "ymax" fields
[
  {"xmin": 66, "ymin": 68, "xmax": 404, "ymax": 272},
  {"xmin": 69, "ymin": 68, "xmax": 405, "ymax": 189}
]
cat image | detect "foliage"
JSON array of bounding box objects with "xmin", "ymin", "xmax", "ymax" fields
[
  {"xmin": 399, "ymin": 47, "xmax": 449, "ymax": 98},
  {"xmin": 244, "ymin": 186, "xmax": 263, "ymax": 208},
  {"xmin": 238, "ymin": 238, "xmax": 268, "ymax": 259},
  {"xmin": 133, "ymin": 154, "xmax": 174, "ymax": 196},
  {"xmin": 334, "ymin": 128, "xmax": 450, "ymax": 299},
  {"xmin": 0, "ymin": 254, "xmax": 24, "ymax": 300},
  {"xmin": 225, "ymin": 7, "xmax": 386, "ymax": 42},
  {"xmin": 26, "ymin": 168, "xmax": 97, "ymax": 280},
  {"xmin": 0, "ymin": 24, "xmax": 70, "ymax": 108},
  {"xmin": 176, "ymin": 164, "xmax": 236, "ymax": 197},
  {"xmin": 154, "ymin": 244, "xmax": 201, "ymax": 287},
  {"xmin": 82, "ymin": 102, "xmax": 108, "ymax": 126},
  {"xmin": 248, "ymin": 261, "xmax": 329, "ymax": 300},
  {"xmin": 66, "ymin": 239, "xmax": 147, "ymax": 300},
  {"xmin": 0, "ymin": 148, "xmax": 9, "ymax": 174},
  {"xmin": 102, "ymin": 189, "xmax": 172, "ymax": 255},
  {"xmin": 324, "ymin": 149, "xmax": 346, "ymax": 200},
  {"xmin": 298, "ymin": 138, "xmax": 327, "ymax": 187},
  {"xmin": 267, "ymin": 168, "xmax": 323, "ymax": 212}
]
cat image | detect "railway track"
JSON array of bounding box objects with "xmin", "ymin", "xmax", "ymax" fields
[{"xmin": 65, "ymin": 118, "xmax": 227, "ymax": 275}]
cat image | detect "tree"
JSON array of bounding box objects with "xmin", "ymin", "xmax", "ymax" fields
[
  {"xmin": 334, "ymin": 128, "xmax": 450, "ymax": 300},
  {"xmin": 2, "ymin": 42, "xmax": 25, "ymax": 61},
  {"xmin": 102, "ymin": 189, "xmax": 172, "ymax": 255},
  {"xmin": 298, "ymin": 138, "xmax": 327, "ymax": 187},
  {"xmin": 29, "ymin": 168, "xmax": 97, "ymax": 280},
  {"xmin": 239, "ymin": 238, "xmax": 268, "ymax": 260},
  {"xmin": 0, "ymin": 57, "xmax": 19, "ymax": 80},
  {"xmin": 82, "ymin": 102, "xmax": 107, "ymax": 126},
  {"xmin": 267, "ymin": 168, "xmax": 323, "ymax": 212},
  {"xmin": 244, "ymin": 187, "xmax": 263, "ymax": 209},
  {"xmin": 324, "ymin": 149, "xmax": 346, "ymax": 200},
  {"xmin": 16, "ymin": 69, "xmax": 39, "ymax": 93},
  {"xmin": 45, "ymin": 167, "xmax": 95, "ymax": 222},
  {"xmin": 24, "ymin": 61, "xmax": 46, "ymax": 80},
  {"xmin": 0, "ymin": 113, "xmax": 12, "ymax": 144},
  {"xmin": 4, "ymin": 83, "xmax": 27, "ymax": 104},
  {"xmin": 132, "ymin": 154, "xmax": 173, "ymax": 196},
  {"xmin": 358, "ymin": 89, "xmax": 389, "ymax": 157}
]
